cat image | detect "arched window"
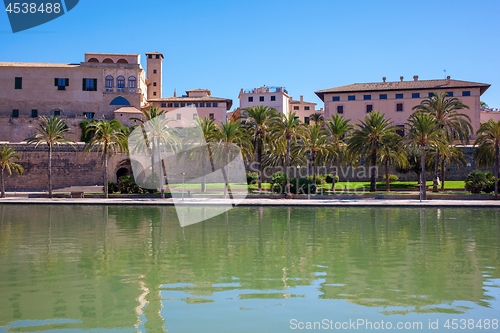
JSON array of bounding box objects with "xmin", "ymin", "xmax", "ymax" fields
[
  {"xmin": 51, "ymin": 109, "xmax": 62, "ymax": 116},
  {"xmin": 88, "ymin": 58, "xmax": 99, "ymax": 63},
  {"xmin": 128, "ymin": 76, "xmax": 137, "ymax": 88},
  {"xmin": 117, "ymin": 59, "xmax": 128, "ymax": 64},
  {"xmin": 117, "ymin": 76, "xmax": 125, "ymax": 88},
  {"xmin": 105, "ymin": 76, "xmax": 114, "ymax": 88},
  {"xmin": 103, "ymin": 58, "xmax": 114, "ymax": 63}
]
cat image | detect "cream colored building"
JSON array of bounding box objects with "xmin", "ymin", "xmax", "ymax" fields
[
  {"xmin": 315, "ymin": 76, "xmax": 490, "ymax": 138},
  {"xmin": 239, "ymin": 86, "xmax": 291, "ymax": 116},
  {"xmin": 148, "ymin": 89, "xmax": 232, "ymax": 123},
  {"xmin": 289, "ymin": 95, "xmax": 322, "ymax": 124},
  {"xmin": 480, "ymin": 108, "xmax": 500, "ymax": 123}
]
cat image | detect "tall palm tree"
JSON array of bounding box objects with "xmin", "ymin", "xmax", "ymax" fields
[
  {"xmin": 299, "ymin": 122, "xmax": 332, "ymax": 185},
  {"xmin": 26, "ymin": 116, "xmax": 75, "ymax": 198},
  {"xmin": 405, "ymin": 112, "xmax": 444, "ymax": 200},
  {"xmin": 309, "ymin": 113, "xmax": 324, "ymax": 124},
  {"xmin": 0, "ymin": 144, "xmax": 24, "ymax": 198},
  {"xmin": 427, "ymin": 141, "xmax": 466, "ymax": 191},
  {"xmin": 474, "ymin": 118, "xmax": 500, "ymax": 198},
  {"xmin": 83, "ymin": 120, "xmax": 128, "ymax": 199},
  {"xmin": 324, "ymin": 114, "xmax": 353, "ymax": 189},
  {"xmin": 377, "ymin": 135, "xmax": 407, "ymax": 192},
  {"xmin": 243, "ymin": 105, "xmax": 279, "ymax": 191},
  {"xmin": 413, "ymin": 92, "xmax": 472, "ymax": 192},
  {"xmin": 270, "ymin": 112, "xmax": 305, "ymax": 198},
  {"xmin": 215, "ymin": 119, "xmax": 252, "ymax": 198},
  {"xmin": 348, "ymin": 111, "xmax": 399, "ymax": 192}
]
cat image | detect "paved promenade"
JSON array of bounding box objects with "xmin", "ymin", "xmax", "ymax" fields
[{"xmin": 1, "ymin": 197, "xmax": 500, "ymax": 207}]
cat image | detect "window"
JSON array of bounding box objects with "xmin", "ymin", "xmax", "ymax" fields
[
  {"xmin": 15, "ymin": 77, "xmax": 22, "ymax": 89},
  {"xmin": 462, "ymin": 91, "xmax": 471, "ymax": 97},
  {"xmin": 153, "ymin": 92, "xmax": 157, "ymax": 96},
  {"xmin": 194, "ymin": 103, "xmax": 198, "ymax": 107},
  {"xmin": 259, "ymin": 96, "xmax": 264, "ymax": 102},
  {"xmin": 117, "ymin": 76, "xmax": 125, "ymax": 88},
  {"xmin": 105, "ymin": 76, "xmax": 114, "ymax": 88},
  {"xmin": 396, "ymin": 103, "xmax": 403, "ymax": 112},
  {"xmin": 446, "ymin": 91, "xmax": 454, "ymax": 97},
  {"xmin": 148, "ymin": 54, "xmax": 152, "ymax": 59},
  {"xmin": 248, "ymin": 96, "xmax": 253, "ymax": 102},
  {"xmin": 396, "ymin": 125, "xmax": 405, "ymax": 137},
  {"xmin": 429, "ymin": 92, "xmax": 435, "ymax": 97},
  {"xmin": 337, "ymin": 105, "xmax": 344, "ymax": 114},
  {"xmin": 53, "ymin": 110, "xmax": 61, "ymax": 116},
  {"xmin": 54, "ymin": 78, "xmax": 69, "ymax": 90},
  {"xmin": 305, "ymin": 106, "xmax": 310, "ymax": 110},
  {"xmin": 199, "ymin": 103, "xmax": 205, "ymax": 107},
  {"xmin": 128, "ymin": 77, "xmax": 136, "ymax": 88},
  {"xmin": 294, "ymin": 106, "xmax": 299, "ymax": 110},
  {"xmin": 168, "ymin": 103, "xmax": 173, "ymax": 107},
  {"xmin": 12, "ymin": 109, "xmax": 19, "ymax": 118},
  {"xmin": 187, "ymin": 103, "xmax": 192, "ymax": 107},
  {"xmin": 348, "ymin": 95, "xmax": 355, "ymax": 101},
  {"xmin": 364, "ymin": 95, "xmax": 371, "ymax": 100},
  {"xmin": 396, "ymin": 94, "xmax": 403, "ymax": 99},
  {"xmin": 153, "ymin": 70, "xmax": 157, "ymax": 74},
  {"xmin": 304, "ymin": 117, "xmax": 310, "ymax": 125},
  {"xmin": 174, "ymin": 103, "xmax": 179, "ymax": 108},
  {"xmin": 333, "ymin": 96, "xmax": 340, "ymax": 101},
  {"xmin": 84, "ymin": 112, "xmax": 95, "ymax": 120},
  {"xmin": 31, "ymin": 109, "xmax": 38, "ymax": 118},
  {"xmin": 412, "ymin": 93, "xmax": 420, "ymax": 98},
  {"xmin": 176, "ymin": 114, "xmax": 181, "ymax": 120},
  {"xmin": 379, "ymin": 94, "xmax": 387, "ymax": 100},
  {"xmin": 213, "ymin": 103, "xmax": 218, "ymax": 107},
  {"xmin": 209, "ymin": 113, "xmax": 214, "ymax": 119},
  {"xmin": 181, "ymin": 103, "xmax": 185, "ymax": 107},
  {"xmin": 271, "ymin": 96, "xmax": 276, "ymax": 101},
  {"xmin": 153, "ymin": 82, "xmax": 157, "ymax": 87},
  {"xmin": 83, "ymin": 78, "xmax": 97, "ymax": 91},
  {"xmin": 366, "ymin": 105, "xmax": 373, "ymax": 113},
  {"xmin": 206, "ymin": 103, "xmax": 212, "ymax": 107},
  {"xmin": 161, "ymin": 103, "xmax": 167, "ymax": 107},
  {"xmin": 156, "ymin": 55, "xmax": 160, "ymax": 59}
]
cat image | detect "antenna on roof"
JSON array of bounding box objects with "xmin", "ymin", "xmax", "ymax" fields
[{"xmin": 444, "ymin": 69, "xmax": 447, "ymax": 79}]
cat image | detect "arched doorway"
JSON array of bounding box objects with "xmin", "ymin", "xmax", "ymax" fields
[{"xmin": 116, "ymin": 168, "xmax": 130, "ymax": 182}]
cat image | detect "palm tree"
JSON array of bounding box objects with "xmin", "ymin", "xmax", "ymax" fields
[
  {"xmin": 309, "ymin": 113, "xmax": 324, "ymax": 124},
  {"xmin": 405, "ymin": 112, "xmax": 444, "ymax": 200},
  {"xmin": 83, "ymin": 120, "xmax": 128, "ymax": 199},
  {"xmin": 377, "ymin": 136, "xmax": 407, "ymax": 192},
  {"xmin": 427, "ymin": 141, "xmax": 466, "ymax": 191},
  {"xmin": 348, "ymin": 111, "xmax": 399, "ymax": 192},
  {"xmin": 0, "ymin": 144, "xmax": 24, "ymax": 198},
  {"xmin": 270, "ymin": 112, "xmax": 305, "ymax": 198},
  {"xmin": 299, "ymin": 122, "xmax": 332, "ymax": 185},
  {"xmin": 26, "ymin": 116, "xmax": 75, "ymax": 198},
  {"xmin": 243, "ymin": 105, "xmax": 279, "ymax": 191},
  {"xmin": 413, "ymin": 92, "xmax": 472, "ymax": 192},
  {"xmin": 215, "ymin": 119, "xmax": 252, "ymax": 198},
  {"xmin": 324, "ymin": 114, "xmax": 353, "ymax": 190},
  {"xmin": 474, "ymin": 118, "xmax": 500, "ymax": 198}
]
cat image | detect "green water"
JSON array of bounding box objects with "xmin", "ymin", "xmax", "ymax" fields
[{"xmin": 0, "ymin": 205, "xmax": 499, "ymax": 333}]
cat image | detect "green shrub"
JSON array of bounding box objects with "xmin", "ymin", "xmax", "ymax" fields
[
  {"xmin": 118, "ymin": 176, "xmax": 144, "ymax": 194},
  {"xmin": 483, "ymin": 171, "xmax": 498, "ymax": 194},
  {"xmin": 325, "ymin": 174, "xmax": 340, "ymax": 184},
  {"xmin": 246, "ymin": 172, "xmax": 258, "ymax": 185},
  {"xmin": 383, "ymin": 174, "xmax": 399, "ymax": 183},
  {"xmin": 292, "ymin": 178, "xmax": 316, "ymax": 194},
  {"xmin": 270, "ymin": 172, "xmax": 286, "ymax": 193},
  {"xmin": 307, "ymin": 174, "xmax": 326, "ymax": 186},
  {"xmin": 107, "ymin": 181, "xmax": 119, "ymax": 194},
  {"xmin": 465, "ymin": 170, "xmax": 487, "ymax": 194}
]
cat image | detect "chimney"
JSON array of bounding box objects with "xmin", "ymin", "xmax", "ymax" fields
[
  {"xmin": 174, "ymin": 88, "xmax": 176, "ymax": 97},
  {"xmin": 446, "ymin": 75, "xmax": 451, "ymax": 81},
  {"xmin": 300, "ymin": 95, "xmax": 303, "ymax": 102},
  {"xmin": 400, "ymin": 76, "xmax": 404, "ymax": 82},
  {"xmin": 413, "ymin": 75, "xmax": 418, "ymax": 81},
  {"xmin": 320, "ymin": 108, "xmax": 324, "ymax": 112},
  {"xmin": 382, "ymin": 77, "xmax": 386, "ymax": 83}
]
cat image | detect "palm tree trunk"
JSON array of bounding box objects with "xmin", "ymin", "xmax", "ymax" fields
[
  {"xmin": 433, "ymin": 148, "xmax": 439, "ymax": 192},
  {"xmin": 385, "ymin": 158, "xmax": 390, "ymax": 192},
  {"xmin": 157, "ymin": 138, "xmax": 164, "ymax": 199},
  {"xmin": 48, "ymin": 144, "xmax": 53, "ymax": 198},
  {"xmin": 257, "ymin": 139, "xmax": 262, "ymax": 191},
  {"xmin": 330, "ymin": 156, "xmax": 336, "ymax": 191},
  {"xmin": 0, "ymin": 168, "xmax": 5, "ymax": 198},
  {"xmin": 312, "ymin": 152, "xmax": 316, "ymax": 187},
  {"xmin": 495, "ymin": 141, "xmax": 499, "ymax": 199},
  {"xmin": 421, "ymin": 145, "xmax": 427, "ymax": 200},
  {"xmin": 104, "ymin": 145, "xmax": 109, "ymax": 199},
  {"xmin": 370, "ymin": 148, "xmax": 377, "ymax": 192},
  {"xmin": 286, "ymin": 138, "xmax": 291, "ymax": 198},
  {"xmin": 201, "ymin": 153, "xmax": 206, "ymax": 193},
  {"xmin": 440, "ymin": 160, "xmax": 445, "ymax": 191}
]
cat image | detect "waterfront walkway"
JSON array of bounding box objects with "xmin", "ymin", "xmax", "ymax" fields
[{"xmin": 1, "ymin": 197, "xmax": 500, "ymax": 207}]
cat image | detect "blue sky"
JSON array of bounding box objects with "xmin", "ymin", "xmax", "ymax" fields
[{"xmin": 1, "ymin": 0, "xmax": 499, "ymax": 110}]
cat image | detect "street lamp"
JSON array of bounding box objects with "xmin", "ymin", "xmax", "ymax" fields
[{"xmin": 182, "ymin": 172, "xmax": 186, "ymax": 201}]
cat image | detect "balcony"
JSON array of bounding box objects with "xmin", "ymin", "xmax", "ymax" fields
[{"xmin": 243, "ymin": 86, "xmax": 288, "ymax": 94}]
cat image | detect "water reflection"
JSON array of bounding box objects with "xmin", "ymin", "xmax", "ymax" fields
[{"xmin": 0, "ymin": 205, "xmax": 499, "ymax": 332}]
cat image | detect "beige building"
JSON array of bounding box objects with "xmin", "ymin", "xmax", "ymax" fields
[
  {"xmin": 480, "ymin": 108, "xmax": 500, "ymax": 123},
  {"xmin": 315, "ymin": 76, "xmax": 490, "ymax": 137},
  {"xmin": 289, "ymin": 95, "xmax": 322, "ymax": 124},
  {"xmin": 148, "ymin": 89, "xmax": 232, "ymax": 123},
  {"xmin": 239, "ymin": 86, "xmax": 291, "ymax": 116}
]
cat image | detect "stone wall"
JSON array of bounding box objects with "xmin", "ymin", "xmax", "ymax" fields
[{"xmin": 3, "ymin": 143, "xmax": 129, "ymax": 191}]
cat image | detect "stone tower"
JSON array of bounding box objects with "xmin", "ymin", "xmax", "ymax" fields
[{"xmin": 146, "ymin": 51, "xmax": 164, "ymax": 100}]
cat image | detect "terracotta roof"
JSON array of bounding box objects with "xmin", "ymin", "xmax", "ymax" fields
[
  {"xmin": 289, "ymin": 99, "xmax": 317, "ymax": 105},
  {"xmin": 149, "ymin": 97, "xmax": 233, "ymax": 110},
  {"xmin": 113, "ymin": 107, "xmax": 142, "ymax": 114},
  {"xmin": 0, "ymin": 62, "xmax": 80, "ymax": 68},
  {"xmin": 315, "ymin": 79, "xmax": 490, "ymax": 101}
]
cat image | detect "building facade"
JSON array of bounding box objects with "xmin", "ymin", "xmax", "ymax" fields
[
  {"xmin": 315, "ymin": 76, "xmax": 490, "ymax": 137},
  {"xmin": 239, "ymin": 86, "xmax": 291, "ymax": 116},
  {"xmin": 289, "ymin": 95, "xmax": 321, "ymax": 124}
]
